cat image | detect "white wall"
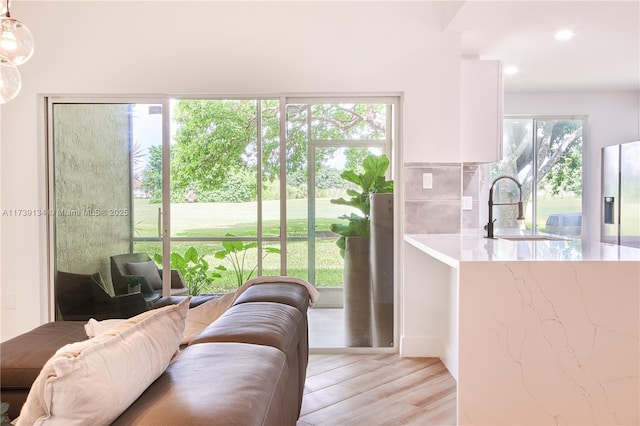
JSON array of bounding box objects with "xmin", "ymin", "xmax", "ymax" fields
[
  {"xmin": 0, "ymin": 1, "xmax": 462, "ymax": 340},
  {"xmin": 505, "ymin": 91, "xmax": 640, "ymax": 241}
]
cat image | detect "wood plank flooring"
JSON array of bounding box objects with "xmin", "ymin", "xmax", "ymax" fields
[{"xmin": 298, "ymin": 354, "xmax": 457, "ymax": 426}]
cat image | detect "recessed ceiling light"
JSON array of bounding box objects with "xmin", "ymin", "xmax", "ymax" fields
[
  {"xmin": 554, "ymin": 30, "xmax": 575, "ymax": 41},
  {"xmin": 503, "ymin": 65, "xmax": 519, "ymax": 75}
]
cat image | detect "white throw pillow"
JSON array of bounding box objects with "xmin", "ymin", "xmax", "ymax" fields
[
  {"xmin": 17, "ymin": 297, "xmax": 190, "ymax": 426},
  {"xmin": 181, "ymin": 293, "xmax": 234, "ymax": 344}
]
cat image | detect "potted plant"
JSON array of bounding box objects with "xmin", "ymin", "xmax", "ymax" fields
[
  {"xmin": 329, "ymin": 154, "xmax": 394, "ymax": 255},
  {"xmin": 329, "ymin": 153, "xmax": 393, "ymax": 347}
]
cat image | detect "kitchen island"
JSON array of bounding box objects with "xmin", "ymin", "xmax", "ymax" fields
[{"xmin": 403, "ymin": 233, "xmax": 640, "ymax": 425}]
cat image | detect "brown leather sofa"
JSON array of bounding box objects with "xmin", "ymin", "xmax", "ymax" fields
[{"xmin": 1, "ymin": 282, "xmax": 310, "ymax": 425}]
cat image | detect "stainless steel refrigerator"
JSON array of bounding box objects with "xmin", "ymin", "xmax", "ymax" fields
[{"xmin": 601, "ymin": 140, "xmax": 640, "ymax": 248}]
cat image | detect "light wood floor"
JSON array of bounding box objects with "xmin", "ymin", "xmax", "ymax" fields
[{"xmin": 298, "ymin": 353, "xmax": 457, "ymax": 426}]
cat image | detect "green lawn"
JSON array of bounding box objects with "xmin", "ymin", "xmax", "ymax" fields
[
  {"xmin": 134, "ymin": 198, "xmax": 356, "ymax": 237},
  {"xmin": 133, "ymin": 198, "xmax": 351, "ymax": 292},
  {"xmin": 526, "ymin": 197, "xmax": 582, "ymax": 231}
]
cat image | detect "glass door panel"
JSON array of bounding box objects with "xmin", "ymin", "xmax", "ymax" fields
[
  {"xmin": 167, "ymin": 99, "xmax": 260, "ymax": 294},
  {"xmin": 284, "ymin": 103, "xmax": 310, "ymax": 282},
  {"xmin": 131, "ymin": 104, "xmax": 164, "ymax": 258},
  {"xmin": 260, "ymin": 99, "xmax": 282, "ymax": 276},
  {"xmin": 288, "ymin": 99, "xmax": 394, "ymax": 348},
  {"xmin": 52, "ymin": 102, "xmax": 163, "ymax": 319}
]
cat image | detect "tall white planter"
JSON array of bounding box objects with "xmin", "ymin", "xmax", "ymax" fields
[
  {"xmin": 343, "ymin": 236, "xmax": 372, "ymax": 347},
  {"xmin": 370, "ymin": 193, "xmax": 394, "ymax": 347}
]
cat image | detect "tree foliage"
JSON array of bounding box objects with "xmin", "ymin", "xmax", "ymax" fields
[
  {"xmin": 151, "ymin": 100, "xmax": 390, "ymax": 202},
  {"xmin": 141, "ymin": 145, "xmax": 163, "ymax": 203},
  {"xmin": 492, "ymin": 119, "xmax": 582, "ymax": 219}
]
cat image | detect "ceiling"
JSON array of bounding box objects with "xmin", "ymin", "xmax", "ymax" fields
[
  {"xmin": 446, "ymin": 0, "xmax": 639, "ymax": 92},
  {"xmin": 10, "ymin": 0, "xmax": 640, "ymax": 92}
]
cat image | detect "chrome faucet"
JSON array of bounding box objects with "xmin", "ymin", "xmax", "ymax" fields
[{"xmin": 485, "ymin": 175, "xmax": 525, "ymax": 239}]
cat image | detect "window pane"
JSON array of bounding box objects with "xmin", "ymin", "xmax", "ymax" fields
[
  {"xmin": 492, "ymin": 119, "xmax": 533, "ymax": 231},
  {"xmin": 53, "ymin": 104, "xmax": 141, "ymax": 294},
  {"xmin": 493, "ymin": 117, "xmax": 583, "ymax": 236},
  {"xmin": 285, "ymin": 103, "xmax": 310, "ymax": 281},
  {"xmin": 537, "ymin": 119, "xmax": 583, "ymax": 236},
  {"xmin": 261, "ymin": 99, "xmax": 281, "ymax": 238},
  {"xmin": 52, "ymin": 103, "xmax": 161, "ymax": 320},
  {"xmin": 170, "ymin": 99, "xmax": 258, "ymax": 238},
  {"xmin": 310, "ymin": 103, "xmax": 388, "ymax": 140}
]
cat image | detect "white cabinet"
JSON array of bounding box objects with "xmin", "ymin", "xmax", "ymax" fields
[{"xmin": 460, "ymin": 59, "xmax": 503, "ymax": 163}]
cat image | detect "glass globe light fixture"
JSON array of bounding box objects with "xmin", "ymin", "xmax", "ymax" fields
[
  {"xmin": 0, "ymin": 56, "xmax": 21, "ymax": 104},
  {"xmin": 0, "ymin": 0, "xmax": 33, "ymax": 65}
]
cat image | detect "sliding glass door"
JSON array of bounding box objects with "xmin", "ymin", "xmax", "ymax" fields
[{"xmin": 49, "ymin": 95, "xmax": 398, "ymax": 349}]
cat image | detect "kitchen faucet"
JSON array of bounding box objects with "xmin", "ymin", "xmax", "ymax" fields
[{"xmin": 485, "ymin": 175, "xmax": 525, "ymax": 239}]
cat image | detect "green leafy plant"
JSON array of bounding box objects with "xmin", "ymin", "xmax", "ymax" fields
[
  {"xmin": 154, "ymin": 247, "xmax": 221, "ymax": 296},
  {"xmin": 214, "ymin": 233, "xmax": 281, "ymax": 287},
  {"xmin": 330, "ymin": 154, "xmax": 394, "ymax": 257}
]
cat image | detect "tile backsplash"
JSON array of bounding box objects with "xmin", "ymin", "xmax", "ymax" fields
[{"xmin": 404, "ymin": 162, "xmax": 484, "ymax": 234}]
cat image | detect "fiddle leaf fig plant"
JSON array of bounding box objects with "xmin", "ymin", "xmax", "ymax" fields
[{"xmin": 330, "ymin": 154, "xmax": 394, "ymax": 257}]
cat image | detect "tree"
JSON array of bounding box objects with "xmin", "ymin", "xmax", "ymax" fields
[
  {"xmin": 171, "ymin": 100, "xmax": 258, "ymax": 194},
  {"xmin": 140, "ymin": 145, "xmax": 163, "ymax": 203},
  {"xmin": 170, "ymin": 100, "xmax": 390, "ymax": 200},
  {"xmin": 492, "ymin": 119, "xmax": 583, "ymax": 225}
]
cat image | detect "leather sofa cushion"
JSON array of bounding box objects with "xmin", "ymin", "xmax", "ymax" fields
[
  {"xmin": 190, "ymin": 302, "xmax": 302, "ymax": 353},
  {"xmin": 0, "ymin": 322, "xmax": 87, "ymax": 389},
  {"xmin": 112, "ymin": 342, "xmax": 293, "ymax": 426},
  {"xmin": 233, "ymin": 282, "xmax": 310, "ymax": 313}
]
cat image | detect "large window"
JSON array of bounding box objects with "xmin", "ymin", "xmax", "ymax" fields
[{"xmin": 491, "ymin": 117, "xmax": 584, "ymax": 236}]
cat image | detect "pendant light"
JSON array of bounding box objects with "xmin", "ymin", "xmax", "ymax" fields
[
  {"xmin": 0, "ymin": 56, "xmax": 20, "ymax": 103},
  {"xmin": 0, "ymin": 0, "xmax": 33, "ymax": 104},
  {"xmin": 0, "ymin": 0, "xmax": 34, "ymax": 66}
]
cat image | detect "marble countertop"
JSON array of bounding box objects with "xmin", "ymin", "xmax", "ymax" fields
[{"xmin": 404, "ymin": 232, "xmax": 640, "ymax": 268}]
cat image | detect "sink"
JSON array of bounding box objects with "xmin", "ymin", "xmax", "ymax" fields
[{"xmin": 498, "ymin": 235, "xmax": 567, "ymax": 241}]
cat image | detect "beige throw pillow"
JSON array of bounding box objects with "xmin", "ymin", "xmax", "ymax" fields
[
  {"xmin": 17, "ymin": 297, "xmax": 190, "ymax": 426},
  {"xmin": 181, "ymin": 292, "xmax": 234, "ymax": 343}
]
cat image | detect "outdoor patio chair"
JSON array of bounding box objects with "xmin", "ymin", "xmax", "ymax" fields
[
  {"xmin": 110, "ymin": 253, "xmax": 189, "ymax": 306},
  {"xmin": 56, "ymin": 270, "xmax": 149, "ymax": 321}
]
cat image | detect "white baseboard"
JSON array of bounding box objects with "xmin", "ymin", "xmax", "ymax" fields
[
  {"xmin": 441, "ymin": 342, "xmax": 458, "ymax": 380},
  {"xmin": 399, "ymin": 335, "xmax": 441, "ymax": 357}
]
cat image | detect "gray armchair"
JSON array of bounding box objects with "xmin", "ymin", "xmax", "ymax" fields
[
  {"xmin": 56, "ymin": 271, "xmax": 149, "ymax": 321},
  {"xmin": 110, "ymin": 253, "xmax": 189, "ymax": 306}
]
